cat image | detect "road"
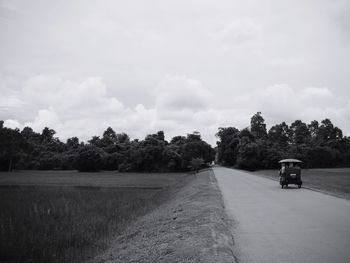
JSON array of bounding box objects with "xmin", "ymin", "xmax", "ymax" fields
[{"xmin": 213, "ymin": 166, "xmax": 350, "ymax": 263}]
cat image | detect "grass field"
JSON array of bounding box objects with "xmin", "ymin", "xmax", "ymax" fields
[
  {"xmin": 0, "ymin": 170, "xmax": 184, "ymax": 188},
  {"xmin": 251, "ymin": 168, "xmax": 350, "ymax": 199},
  {"xmin": 0, "ymin": 171, "xmax": 189, "ymax": 263}
]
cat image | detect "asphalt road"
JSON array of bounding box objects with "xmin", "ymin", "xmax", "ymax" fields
[{"xmin": 213, "ymin": 166, "xmax": 350, "ymax": 263}]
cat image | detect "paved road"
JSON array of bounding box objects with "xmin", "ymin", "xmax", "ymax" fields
[{"xmin": 213, "ymin": 166, "xmax": 350, "ymax": 263}]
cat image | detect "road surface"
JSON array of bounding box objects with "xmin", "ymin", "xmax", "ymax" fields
[{"xmin": 213, "ymin": 166, "xmax": 350, "ymax": 263}]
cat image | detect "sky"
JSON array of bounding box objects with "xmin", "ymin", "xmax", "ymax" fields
[{"xmin": 1, "ymin": 0, "xmax": 350, "ymax": 145}]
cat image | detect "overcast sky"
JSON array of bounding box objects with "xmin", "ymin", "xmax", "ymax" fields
[{"xmin": 1, "ymin": 0, "xmax": 350, "ymax": 145}]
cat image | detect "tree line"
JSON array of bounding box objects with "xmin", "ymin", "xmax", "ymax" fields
[
  {"xmin": 216, "ymin": 112, "xmax": 350, "ymax": 170},
  {"xmin": 2, "ymin": 113, "xmax": 350, "ymax": 172},
  {"xmin": 0, "ymin": 121, "xmax": 215, "ymax": 172}
]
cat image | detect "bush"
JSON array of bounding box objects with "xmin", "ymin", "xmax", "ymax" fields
[
  {"xmin": 190, "ymin": 157, "xmax": 204, "ymax": 172},
  {"xmin": 76, "ymin": 146, "xmax": 104, "ymax": 172}
]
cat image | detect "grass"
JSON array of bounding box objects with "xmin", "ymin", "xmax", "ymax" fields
[
  {"xmin": 0, "ymin": 170, "xmax": 183, "ymax": 188},
  {"xmin": 251, "ymin": 168, "xmax": 350, "ymax": 199},
  {"xmin": 0, "ymin": 171, "xmax": 188, "ymax": 263},
  {"xmin": 92, "ymin": 169, "xmax": 235, "ymax": 263}
]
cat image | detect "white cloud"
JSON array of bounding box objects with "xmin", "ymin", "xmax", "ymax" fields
[
  {"xmin": 2, "ymin": 74, "xmax": 350, "ymax": 145},
  {"xmin": 155, "ymin": 75, "xmax": 211, "ymax": 112},
  {"xmin": 231, "ymin": 84, "xmax": 350, "ymax": 132},
  {"xmin": 269, "ymin": 57, "xmax": 308, "ymax": 67},
  {"xmin": 1, "ymin": 74, "xmax": 227, "ymax": 144},
  {"xmin": 3, "ymin": 119, "xmax": 22, "ymax": 129},
  {"xmin": 210, "ymin": 17, "xmax": 261, "ymax": 47},
  {"xmin": 301, "ymin": 87, "xmax": 333, "ymax": 98}
]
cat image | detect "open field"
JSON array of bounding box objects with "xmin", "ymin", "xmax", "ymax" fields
[
  {"xmin": 0, "ymin": 171, "xmax": 190, "ymax": 263},
  {"xmin": 0, "ymin": 170, "xmax": 185, "ymax": 188},
  {"xmin": 251, "ymin": 168, "xmax": 350, "ymax": 200}
]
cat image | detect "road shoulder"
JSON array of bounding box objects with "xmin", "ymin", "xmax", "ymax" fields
[{"xmin": 89, "ymin": 169, "xmax": 236, "ymax": 263}]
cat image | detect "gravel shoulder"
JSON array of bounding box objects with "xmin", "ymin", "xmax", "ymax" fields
[{"xmin": 89, "ymin": 169, "xmax": 236, "ymax": 263}]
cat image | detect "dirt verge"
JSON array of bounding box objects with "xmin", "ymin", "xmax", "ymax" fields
[{"xmin": 90, "ymin": 169, "xmax": 236, "ymax": 263}]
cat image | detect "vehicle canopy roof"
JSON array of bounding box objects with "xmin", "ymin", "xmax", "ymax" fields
[{"xmin": 278, "ymin": 159, "xmax": 303, "ymax": 163}]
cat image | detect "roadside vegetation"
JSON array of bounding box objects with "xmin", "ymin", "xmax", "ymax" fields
[
  {"xmin": 216, "ymin": 112, "xmax": 350, "ymax": 170},
  {"xmin": 0, "ymin": 121, "xmax": 215, "ymax": 172},
  {"xmin": 91, "ymin": 169, "xmax": 235, "ymax": 263},
  {"xmin": 0, "ymin": 172, "xmax": 189, "ymax": 263}
]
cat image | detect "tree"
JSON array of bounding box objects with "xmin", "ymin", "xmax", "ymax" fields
[
  {"xmin": 170, "ymin": 136, "xmax": 186, "ymax": 145},
  {"xmin": 67, "ymin": 137, "xmax": 79, "ymax": 148},
  {"xmin": 116, "ymin": 133, "xmax": 130, "ymax": 144},
  {"xmin": 268, "ymin": 122, "xmax": 290, "ymax": 147},
  {"xmin": 318, "ymin": 119, "xmax": 343, "ymax": 142},
  {"xmin": 76, "ymin": 146, "xmax": 104, "ymax": 172},
  {"xmin": 308, "ymin": 146, "xmax": 335, "ymax": 168},
  {"xmin": 163, "ymin": 144, "xmax": 182, "ymax": 171},
  {"xmin": 186, "ymin": 132, "xmax": 202, "ymax": 142},
  {"xmin": 308, "ymin": 120, "xmax": 319, "ymax": 139},
  {"xmin": 0, "ymin": 126, "xmax": 27, "ymax": 171},
  {"xmin": 157, "ymin": 131, "xmax": 165, "ymax": 141},
  {"xmin": 88, "ymin": 136, "xmax": 102, "ymax": 147},
  {"xmin": 41, "ymin": 127, "xmax": 56, "ymax": 143},
  {"xmin": 236, "ymin": 136, "xmax": 260, "ymax": 170},
  {"xmin": 101, "ymin": 127, "xmax": 117, "ymax": 146},
  {"xmin": 250, "ymin": 112, "xmax": 267, "ymax": 139},
  {"xmin": 290, "ymin": 120, "xmax": 311, "ymax": 145},
  {"xmin": 190, "ymin": 157, "xmax": 204, "ymax": 173},
  {"xmin": 216, "ymin": 127, "xmax": 240, "ymax": 165}
]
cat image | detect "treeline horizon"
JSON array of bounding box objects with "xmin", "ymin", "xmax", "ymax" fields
[
  {"xmin": 1, "ymin": 112, "xmax": 350, "ymax": 172},
  {"xmin": 0, "ymin": 120, "xmax": 215, "ymax": 172},
  {"xmin": 216, "ymin": 112, "xmax": 350, "ymax": 170}
]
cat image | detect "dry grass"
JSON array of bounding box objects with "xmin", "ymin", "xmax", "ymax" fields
[
  {"xmin": 91, "ymin": 169, "xmax": 236, "ymax": 263},
  {"xmin": 0, "ymin": 171, "xmax": 189, "ymax": 263},
  {"xmin": 251, "ymin": 168, "xmax": 350, "ymax": 199}
]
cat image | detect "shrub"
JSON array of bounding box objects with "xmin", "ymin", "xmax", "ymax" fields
[{"xmin": 190, "ymin": 157, "xmax": 204, "ymax": 172}]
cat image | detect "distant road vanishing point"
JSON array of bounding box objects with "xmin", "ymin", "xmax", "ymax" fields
[{"xmin": 213, "ymin": 166, "xmax": 350, "ymax": 263}]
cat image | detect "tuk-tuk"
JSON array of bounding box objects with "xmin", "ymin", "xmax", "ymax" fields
[{"xmin": 279, "ymin": 159, "xmax": 303, "ymax": 189}]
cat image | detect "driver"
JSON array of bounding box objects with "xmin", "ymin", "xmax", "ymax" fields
[{"xmin": 279, "ymin": 163, "xmax": 286, "ymax": 176}]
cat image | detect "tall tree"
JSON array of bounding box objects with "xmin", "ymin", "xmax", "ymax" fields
[
  {"xmin": 250, "ymin": 112, "xmax": 267, "ymax": 139},
  {"xmin": 268, "ymin": 122, "xmax": 290, "ymax": 147},
  {"xmin": 308, "ymin": 120, "xmax": 319, "ymax": 139},
  {"xmin": 318, "ymin": 119, "xmax": 343, "ymax": 142},
  {"xmin": 216, "ymin": 127, "xmax": 240, "ymax": 165},
  {"xmin": 290, "ymin": 120, "xmax": 311, "ymax": 144},
  {"xmin": 0, "ymin": 126, "xmax": 27, "ymax": 171}
]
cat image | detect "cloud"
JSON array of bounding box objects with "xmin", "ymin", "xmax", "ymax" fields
[
  {"xmin": 1, "ymin": 74, "xmax": 215, "ymax": 143},
  {"xmin": 3, "ymin": 119, "xmax": 22, "ymax": 129},
  {"xmin": 269, "ymin": 57, "xmax": 308, "ymax": 67},
  {"xmin": 232, "ymin": 84, "xmax": 350, "ymax": 131},
  {"xmin": 155, "ymin": 75, "xmax": 211, "ymax": 111},
  {"xmin": 0, "ymin": 0, "xmax": 19, "ymax": 11},
  {"xmin": 210, "ymin": 17, "xmax": 261, "ymax": 46},
  {"xmin": 1, "ymin": 75, "xmax": 146, "ymax": 140},
  {"xmin": 2, "ymin": 74, "xmax": 350, "ymax": 146}
]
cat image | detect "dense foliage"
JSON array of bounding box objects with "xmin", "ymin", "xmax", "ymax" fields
[
  {"xmin": 0, "ymin": 121, "xmax": 215, "ymax": 172},
  {"xmin": 216, "ymin": 112, "xmax": 350, "ymax": 170}
]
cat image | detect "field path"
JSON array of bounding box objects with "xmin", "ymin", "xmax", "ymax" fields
[{"xmin": 213, "ymin": 166, "xmax": 350, "ymax": 263}]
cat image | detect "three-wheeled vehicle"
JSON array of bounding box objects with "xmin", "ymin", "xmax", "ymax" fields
[{"xmin": 279, "ymin": 159, "xmax": 303, "ymax": 189}]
